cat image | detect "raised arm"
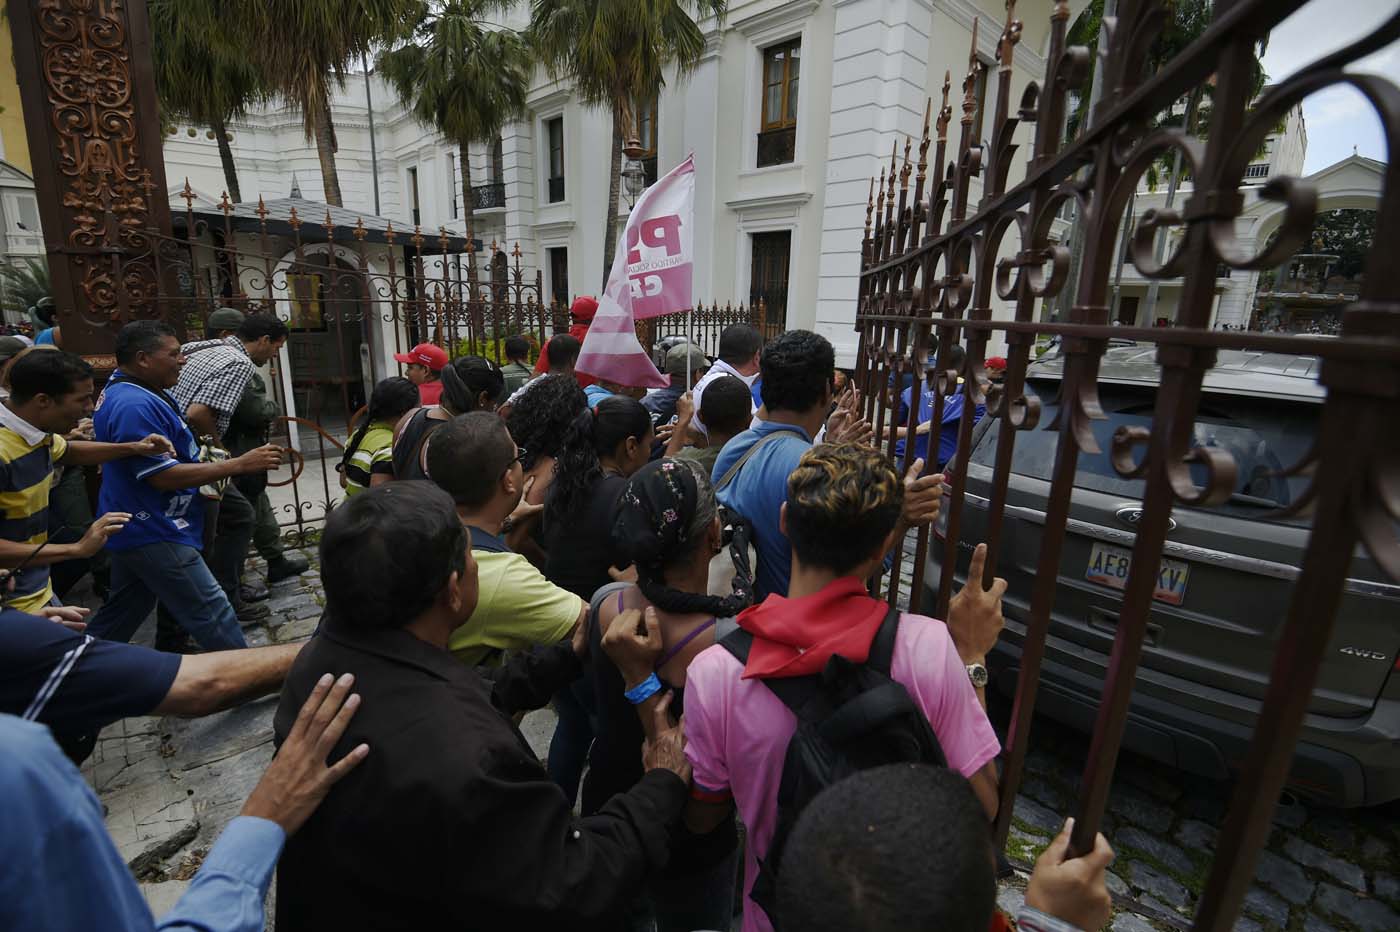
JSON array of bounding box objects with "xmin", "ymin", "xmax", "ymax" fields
[
  {"xmin": 60, "ymin": 434, "xmax": 175, "ymax": 466},
  {"xmin": 145, "ymin": 444, "xmax": 283, "ymax": 491}
]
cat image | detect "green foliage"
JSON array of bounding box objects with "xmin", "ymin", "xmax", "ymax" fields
[
  {"xmin": 236, "ymin": 0, "xmax": 424, "ymax": 142},
  {"xmin": 149, "ymin": 0, "xmax": 265, "ymax": 131},
  {"xmin": 1310, "ymin": 208, "xmax": 1376, "ymax": 278},
  {"xmin": 0, "ymin": 259, "xmax": 50, "ymax": 318},
  {"xmin": 377, "ymin": 0, "xmax": 531, "ymax": 192},
  {"xmin": 452, "ymin": 331, "xmax": 540, "ymax": 366}
]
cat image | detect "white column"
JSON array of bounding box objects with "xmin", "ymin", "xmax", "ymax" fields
[
  {"xmin": 502, "ymin": 121, "xmax": 537, "ymax": 271},
  {"xmin": 814, "ymin": 0, "xmax": 934, "ymax": 366}
]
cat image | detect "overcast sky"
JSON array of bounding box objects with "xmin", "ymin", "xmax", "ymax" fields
[{"xmin": 1261, "ymin": 1, "xmax": 1397, "ymax": 174}]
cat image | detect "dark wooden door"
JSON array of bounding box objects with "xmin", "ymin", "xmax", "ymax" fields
[{"xmin": 749, "ymin": 230, "xmax": 790, "ymax": 334}]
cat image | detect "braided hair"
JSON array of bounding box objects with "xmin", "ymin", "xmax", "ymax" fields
[
  {"xmin": 611, "ymin": 457, "xmax": 752, "ymax": 618},
  {"xmin": 545, "ymin": 395, "xmax": 650, "ymax": 528},
  {"xmin": 340, "ymin": 377, "xmax": 419, "ymax": 474}
]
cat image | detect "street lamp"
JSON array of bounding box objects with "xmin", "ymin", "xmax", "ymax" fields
[{"xmin": 622, "ymin": 136, "xmax": 647, "ymax": 209}]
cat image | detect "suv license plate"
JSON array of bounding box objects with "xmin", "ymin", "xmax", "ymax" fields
[{"xmin": 1085, "ymin": 542, "xmax": 1189, "ymax": 606}]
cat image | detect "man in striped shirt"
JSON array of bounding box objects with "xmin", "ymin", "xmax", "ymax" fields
[{"xmin": 0, "ymin": 351, "xmax": 173, "ymax": 614}]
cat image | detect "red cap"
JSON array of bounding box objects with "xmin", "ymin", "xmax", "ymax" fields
[
  {"xmin": 985, "ymin": 356, "xmax": 1007, "ymax": 371},
  {"xmin": 570, "ymin": 296, "xmax": 599, "ymax": 321},
  {"xmin": 394, "ymin": 343, "xmax": 449, "ymax": 371}
]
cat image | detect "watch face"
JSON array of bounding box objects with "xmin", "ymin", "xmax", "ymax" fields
[{"xmin": 967, "ymin": 663, "xmax": 989, "ymax": 688}]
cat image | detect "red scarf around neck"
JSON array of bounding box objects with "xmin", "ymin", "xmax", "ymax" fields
[{"xmin": 735, "ymin": 576, "xmax": 889, "ymax": 679}]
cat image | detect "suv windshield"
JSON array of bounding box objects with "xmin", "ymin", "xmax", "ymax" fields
[{"xmin": 968, "ymin": 379, "xmax": 1318, "ymax": 526}]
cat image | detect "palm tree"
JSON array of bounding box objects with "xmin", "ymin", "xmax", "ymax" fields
[
  {"xmin": 0, "ymin": 258, "xmax": 49, "ymax": 320},
  {"xmin": 528, "ymin": 0, "xmax": 727, "ymax": 290},
  {"xmin": 149, "ymin": 0, "xmax": 266, "ymax": 202},
  {"xmin": 378, "ymin": 1, "xmax": 531, "ymax": 229},
  {"xmin": 239, "ymin": 1, "xmax": 424, "ymax": 207}
]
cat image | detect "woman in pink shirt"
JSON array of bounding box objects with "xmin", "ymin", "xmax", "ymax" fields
[{"xmin": 608, "ymin": 443, "xmax": 1006, "ymax": 932}]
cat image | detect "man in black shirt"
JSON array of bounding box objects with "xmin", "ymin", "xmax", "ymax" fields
[{"xmin": 272, "ymin": 481, "xmax": 690, "ymax": 929}]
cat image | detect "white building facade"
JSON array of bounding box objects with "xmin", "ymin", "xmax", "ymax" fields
[{"xmin": 160, "ymin": 0, "xmax": 1091, "ymax": 366}]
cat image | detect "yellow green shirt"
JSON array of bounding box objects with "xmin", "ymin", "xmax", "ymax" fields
[{"xmin": 449, "ymin": 548, "xmax": 583, "ymax": 667}]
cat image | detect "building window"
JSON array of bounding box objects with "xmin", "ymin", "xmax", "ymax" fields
[
  {"xmin": 637, "ymin": 95, "xmax": 658, "ymax": 186},
  {"xmin": 491, "ymin": 136, "xmax": 504, "ymax": 184},
  {"xmin": 1244, "ymin": 163, "xmax": 1269, "ymax": 180},
  {"xmin": 447, "ymin": 153, "xmax": 458, "ymax": 219},
  {"xmin": 757, "ymin": 39, "xmax": 800, "ymax": 167},
  {"xmin": 406, "ymin": 166, "xmax": 421, "ymax": 226},
  {"xmin": 1116, "ymin": 296, "xmax": 1139, "ymax": 327},
  {"xmin": 548, "ymin": 247, "xmax": 569, "ymax": 307},
  {"xmin": 749, "ymin": 230, "xmax": 791, "ymax": 333},
  {"xmin": 547, "ymin": 117, "xmax": 565, "ymax": 203}
]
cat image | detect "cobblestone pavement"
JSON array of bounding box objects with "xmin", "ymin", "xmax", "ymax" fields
[{"xmin": 81, "ymin": 547, "xmax": 1399, "ymax": 931}]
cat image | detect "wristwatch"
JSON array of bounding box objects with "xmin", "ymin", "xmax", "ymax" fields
[{"xmin": 965, "ymin": 662, "xmax": 989, "ymax": 689}]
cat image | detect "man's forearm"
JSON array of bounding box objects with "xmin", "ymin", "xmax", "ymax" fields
[
  {"xmin": 155, "ymin": 643, "xmax": 303, "ymax": 718},
  {"xmin": 62, "ymin": 439, "xmax": 148, "ymax": 466},
  {"xmin": 0, "ymin": 537, "xmax": 87, "ymax": 568},
  {"xmin": 487, "ymin": 641, "xmax": 582, "ymax": 715},
  {"xmin": 147, "ymin": 459, "xmax": 242, "ymax": 491},
  {"xmin": 664, "ymin": 416, "xmax": 692, "ymax": 456}
]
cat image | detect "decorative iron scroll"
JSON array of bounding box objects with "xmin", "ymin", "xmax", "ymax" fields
[
  {"xmin": 854, "ymin": 1, "xmax": 1400, "ymax": 928},
  {"xmin": 7, "ymin": 0, "xmax": 178, "ymax": 354}
]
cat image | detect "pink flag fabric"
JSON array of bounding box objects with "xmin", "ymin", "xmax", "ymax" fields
[{"xmin": 576, "ymin": 155, "xmax": 695, "ymax": 388}]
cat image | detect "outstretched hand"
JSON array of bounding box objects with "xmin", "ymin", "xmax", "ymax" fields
[
  {"xmin": 1026, "ymin": 818, "xmax": 1115, "ymax": 932},
  {"xmin": 898, "ymin": 459, "xmax": 944, "ymax": 529},
  {"xmin": 240, "ymin": 672, "xmax": 369, "ymax": 836},
  {"xmin": 602, "ymin": 607, "xmax": 664, "ymax": 688},
  {"xmin": 642, "ymin": 691, "xmax": 691, "ymax": 783},
  {"xmin": 946, "ymin": 543, "xmax": 1007, "ymax": 664}
]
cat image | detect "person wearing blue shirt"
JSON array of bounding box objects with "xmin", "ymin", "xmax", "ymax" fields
[
  {"xmin": 713, "ymin": 331, "xmax": 943, "ymax": 600},
  {"xmin": 0, "ymin": 671, "xmax": 367, "ymax": 932},
  {"xmin": 86, "ymin": 321, "xmax": 284, "ymax": 651},
  {"xmin": 894, "ymin": 344, "xmax": 986, "ymax": 473}
]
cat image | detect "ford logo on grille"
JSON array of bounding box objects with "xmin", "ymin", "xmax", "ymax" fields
[{"xmin": 1116, "ymin": 506, "xmax": 1176, "ymax": 532}]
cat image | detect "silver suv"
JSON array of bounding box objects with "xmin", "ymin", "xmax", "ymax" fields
[{"xmin": 924, "ymin": 346, "xmax": 1400, "ymax": 806}]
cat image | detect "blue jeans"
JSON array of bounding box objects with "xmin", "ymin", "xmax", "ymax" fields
[
  {"xmin": 88, "ymin": 542, "xmax": 247, "ymax": 651},
  {"xmin": 547, "ymin": 677, "xmax": 596, "ymax": 806}
]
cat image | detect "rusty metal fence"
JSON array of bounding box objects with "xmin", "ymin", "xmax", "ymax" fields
[
  {"xmin": 131, "ymin": 190, "xmax": 769, "ymax": 542},
  {"xmin": 854, "ymin": 1, "xmax": 1399, "ymax": 928}
]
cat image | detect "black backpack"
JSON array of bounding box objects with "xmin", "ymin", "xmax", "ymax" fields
[{"xmin": 719, "ymin": 608, "xmax": 948, "ymax": 929}]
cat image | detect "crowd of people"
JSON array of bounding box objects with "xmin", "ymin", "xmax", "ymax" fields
[{"xmin": 0, "ymin": 312, "xmax": 1116, "ymax": 931}]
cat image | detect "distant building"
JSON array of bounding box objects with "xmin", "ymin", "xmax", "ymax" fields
[{"xmin": 159, "ymin": 0, "xmax": 1093, "ymax": 366}]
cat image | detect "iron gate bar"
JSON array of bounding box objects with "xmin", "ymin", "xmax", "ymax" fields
[{"xmin": 854, "ymin": 1, "xmax": 1400, "ymax": 928}]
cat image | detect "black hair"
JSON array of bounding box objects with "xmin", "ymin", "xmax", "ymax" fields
[
  {"xmin": 505, "ymin": 374, "xmax": 587, "ymax": 470},
  {"xmin": 928, "ymin": 343, "xmax": 968, "ymax": 384},
  {"xmin": 777, "ymin": 764, "xmax": 997, "ymax": 932},
  {"xmin": 439, "ymin": 355, "xmax": 505, "ymax": 415},
  {"xmin": 320, "ymin": 481, "xmax": 468, "ymax": 631},
  {"xmin": 699, "ymin": 375, "xmax": 752, "ymax": 437},
  {"xmin": 546, "ymin": 333, "xmax": 581, "ymax": 369},
  {"xmin": 611, "ymin": 458, "xmax": 752, "ymax": 618},
  {"xmin": 785, "ymin": 443, "xmax": 903, "ymax": 575},
  {"xmin": 504, "ymin": 335, "xmax": 530, "ymax": 361},
  {"xmin": 237, "ymin": 313, "xmax": 290, "ymax": 343},
  {"xmin": 426, "ymin": 412, "xmax": 517, "ymax": 509},
  {"xmin": 114, "ymin": 320, "xmax": 178, "ymax": 367},
  {"xmin": 718, "ymin": 323, "xmax": 762, "ymax": 366},
  {"xmin": 8, "ymin": 350, "xmax": 93, "ymax": 404},
  {"xmin": 545, "ymin": 395, "xmax": 651, "ymax": 527},
  {"xmin": 340, "ymin": 376, "xmax": 420, "ymax": 474},
  {"xmin": 759, "ymin": 330, "xmax": 835, "ymax": 414}
]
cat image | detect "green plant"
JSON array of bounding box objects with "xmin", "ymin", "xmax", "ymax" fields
[
  {"xmin": 378, "ymin": 0, "xmax": 531, "ymax": 228},
  {"xmin": 0, "ymin": 259, "xmax": 50, "ymax": 319},
  {"xmin": 528, "ymin": 0, "xmax": 728, "ymax": 289},
  {"xmin": 150, "ymin": 0, "xmax": 268, "ymax": 202},
  {"xmin": 452, "ymin": 331, "xmax": 540, "ymax": 366}
]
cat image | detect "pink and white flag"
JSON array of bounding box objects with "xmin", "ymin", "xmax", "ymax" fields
[{"xmin": 576, "ymin": 155, "xmax": 695, "ymax": 388}]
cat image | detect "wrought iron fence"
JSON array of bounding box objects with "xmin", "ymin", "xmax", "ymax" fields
[
  {"xmin": 472, "ymin": 181, "xmax": 507, "ymax": 210},
  {"xmin": 126, "ymin": 189, "xmax": 774, "ymax": 544},
  {"xmin": 853, "ymin": 1, "xmax": 1399, "ymax": 928}
]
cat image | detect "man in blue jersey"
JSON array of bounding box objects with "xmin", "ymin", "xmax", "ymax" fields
[
  {"xmin": 894, "ymin": 344, "xmax": 987, "ymax": 474},
  {"xmin": 86, "ymin": 321, "xmax": 284, "ymax": 651}
]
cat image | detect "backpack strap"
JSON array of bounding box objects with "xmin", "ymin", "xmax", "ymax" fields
[
  {"xmin": 714, "ymin": 429, "xmax": 792, "ymax": 492},
  {"xmin": 866, "ymin": 607, "xmax": 902, "ymax": 676},
  {"xmin": 718, "ymin": 627, "xmax": 823, "ymax": 714}
]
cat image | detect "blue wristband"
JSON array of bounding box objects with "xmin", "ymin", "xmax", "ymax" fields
[{"xmin": 624, "ymin": 672, "xmax": 663, "ymax": 705}]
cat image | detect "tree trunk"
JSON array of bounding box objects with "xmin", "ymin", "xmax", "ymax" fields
[
  {"xmin": 312, "ymin": 92, "xmax": 344, "ymax": 207},
  {"xmin": 211, "ymin": 116, "xmax": 241, "ymax": 203},
  {"xmin": 1143, "ymin": 87, "xmax": 1201, "ymax": 322},
  {"xmin": 600, "ymin": 106, "xmax": 624, "ymax": 291},
  {"xmin": 459, "ymin": 141, "xmax": 475, "ymax": 228}
]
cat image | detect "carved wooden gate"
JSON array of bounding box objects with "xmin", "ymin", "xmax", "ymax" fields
[{"xmin": 854, "ymin": 1, "xmax": 1400, "ymax": 927}]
